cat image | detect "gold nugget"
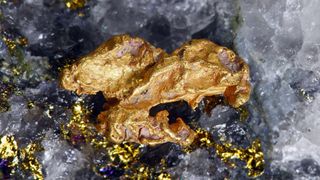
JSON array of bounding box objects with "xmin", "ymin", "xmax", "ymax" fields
[{"xmin": 60, "ymin": 35, "xmax": 251, "ymax": 146}]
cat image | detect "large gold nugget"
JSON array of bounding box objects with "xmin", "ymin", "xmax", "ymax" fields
[{"xmin": 60, "ymin": 35, "xmax": 251, "ymax": 146}]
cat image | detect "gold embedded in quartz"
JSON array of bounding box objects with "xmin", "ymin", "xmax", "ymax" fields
[
  {"xmin": 60, "ymin": 34, "xmax": 251, "ymax": 147},
  {"xmin": 62, "ymin": 101, "xmax": 263, "ymax": 178},
  {"xmin": 0, "ymin": 34, "xmax": 28, "ymax": 56},
  {"xmin": 108, "ymin": 142, "xmax": 141, "ymax": 166},
  {"xmin": 215, "ymin": 140, "xmax": 264, "ymax": 177},
  {"xmin": 1, "ymin": 36, "xmax": 17, "ymax": 54},
  {"xmin": 0, "ymin": 83, "xmax": 14, "ymax": 113},
  {"xmin": 193, "ymin": 129, "xmax": 265, "ymax": 177},
  {"xmin": 0, "ymin": 135, "xmax": 43, "ymax": 179},
  {"xmin": 0, "ymin": 135, "xmax": 19, "ymax": 168},
  {"xmin": 157, "ymin": 172, "xmax": 171, "ymax": 180},
  {"xmin": 20, "ymin": 143, "xmax": 44, "ymax": 180},
  {"xmin": 65, "ymin": 0, "xmax": 87, "ymax": 10},
  {"xmin": 63, "ymin": 100, "xmax": 174, "ymax": 179}
]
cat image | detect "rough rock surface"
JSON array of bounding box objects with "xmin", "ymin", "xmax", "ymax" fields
[
  {"xmin": 235, "ymin": 0, "xmax": 320, "ymax": 179},
  {"xmin": 0, "ymin": 0, "xmax": 319, "ymax": 179}
]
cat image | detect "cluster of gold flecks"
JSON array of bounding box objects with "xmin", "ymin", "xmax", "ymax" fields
[
  {"xmin": 0, "ymin": 83, "xmax": 14, "ymax": 112},
  {"xmin": 19, "ymin": 143, "xmax": 44, "ymax": 180},
  {"xmin": 109, "ymin": 143, "xmax": 145, "ymax": 178},
  {"xmin": 63, "ymin": 100, "xmax": 171, "ymax": 179},
  {"xmin": 0, "ymin": 35, "xmax": 28, "ymax": 56},
  {"xmin": 0, "ymin": 135, "xmax": 44, "ymax": 180},
  {"xmin": 0, "ymin": 136, "xmax": 18, "ymax": 168},
  {"xmin": 193, "ymin": 129, "xmax": 264, "ymax": 177},
  {"xmin": 61, "ymin": 99, "xmax": 109, "ymax": 148},
  {"xmin": 64, "ymin": 99, "xmax": 263, "ymax": 178},
  {"xmin": 106, "ymin": 142, "xmax": 171, "ymax": 179},
  {"xmin": 65, "ymin": 0, "xmax": 87, "ymax": 10},
  {"xmin": 108, "ymin": 143, "xmax": 141, "ymax": 166}
]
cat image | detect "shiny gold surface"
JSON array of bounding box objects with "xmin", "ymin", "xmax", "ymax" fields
[
  {"xmin": 157, "ymin": 172, "xmax": 171, "ymax": 180},
  {"xmin": 60, "ymin": 34, "xmax": 251, "ymax": 146},
  {"xmin": 108, "ymin": 142, "xmax": 141, "ymax": 166},
  {"xmin": 65, "ymin": 0, "xmax": 87, "ymax": 10},
  {"xmin": 194, "ymin": 129, "xmax": 264, "ymax": 177},
  {"xmin": 0, "ymin": 135, "xmax": 19, "ymax": 168},
  {"xmin": 20, "ymin": 143, "xmax": 44, "ymax": 180},
  {"xmin": 0, "ymin": 136, "xmax": 43, "ymax": 179},
  {"xmin": 1, "ymin": 36, "xmax": 17, "ymax": 54},
  {"xmin": 0, "ymin": 35, "xmax": 28, "ymax": 56},
  {"xmin": 62, "ymin": 100, "xmax": 173, "ymax": 179},
  {"xmin": 66, "ymin": 99, "xmax": 92, "ymax": 144},
  {"xmin": 61, "ymin": 98, "xmax": 109, "ymax": 148},
  {"xmin": 107, "ymin": 142, "xmax": 156, "ymax": 179}
]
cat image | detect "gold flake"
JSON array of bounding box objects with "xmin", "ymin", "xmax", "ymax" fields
[
  {"xmin": 157, "ymin": 172, "xmax": 171, "ymax": 180},
  {"xmin": 65, "ymin": 0, "xmax": 86, "ymax": 10},
  {"xmin": 27, "ymin": 101, "xmax": 35, "ymax": 109}
]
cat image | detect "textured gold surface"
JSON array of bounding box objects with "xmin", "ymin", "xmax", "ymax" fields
[
  {"xmin": 60, "ymin": 34, "xmax": 251, "ymax": 146},
  {"xmin": 62, "ymin": 101, "xmax": 263, "ymax": 178}
]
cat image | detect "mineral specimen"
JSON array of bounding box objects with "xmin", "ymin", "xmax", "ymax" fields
[
  {"xmin": 60, "ymin": 34, "xmax": 251, "ymax": 146},
  {"xmin": 1, "ymin": 0, "xmax": 319, "ymax": 179}
]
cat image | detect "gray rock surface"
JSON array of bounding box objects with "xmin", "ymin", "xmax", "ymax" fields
[
  {"xmin": 1, "ymin": 0, "xmax": 320, "ymax": 179},
  {"xmin": 235, "ymin": 0, "xmax": 320, "ymax": 178}
]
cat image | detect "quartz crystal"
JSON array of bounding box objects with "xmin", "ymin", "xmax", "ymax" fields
[{"xmin": 0, "ymin": 0, "xmax": 319, "ymax": 179}]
